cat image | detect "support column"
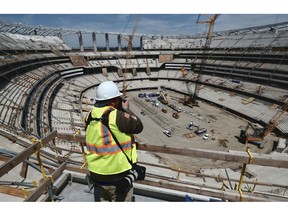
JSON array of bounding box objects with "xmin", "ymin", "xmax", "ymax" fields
[
  {"xmin": 105, "ymin": 33, "xmax": 110, "ymax": 51},
  {"xmin": 92, "ymin": 32, "xmax": 97, "ymax": 52},
  {"xmin": 57, "ymin": 32, "xmax": 62, "ymax": 40},
  {"xmin": 117, "ymin": 34, "xmax": 122, "ymax": 51},
  {"xmin": 78, "ymin": 31, "xmax": 84, "ymax": 52},
  {"xmin": 140, "ymin": 35, "xmax": 143, "ymax": 51}
]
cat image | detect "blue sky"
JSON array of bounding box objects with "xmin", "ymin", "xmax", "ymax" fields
[
  {"xmin": 1, "ymin": 14, "xmax": 288, "ymax": 36},
  {"xmin": 1, "ymin": 0, "xmax": 288, "ymax": 36},
  {"xmin": 1, "ymin": 1, "xmax": 288, "ymax": 48}
]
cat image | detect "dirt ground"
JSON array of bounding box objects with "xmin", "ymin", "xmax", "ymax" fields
[{"xmin": 127, "ymin": 90, "xmax": 276, "ymax": 172}]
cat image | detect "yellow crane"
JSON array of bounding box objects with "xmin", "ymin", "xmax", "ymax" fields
[
  {"xmin": 122, "ymin": 15, "xmax": 141, "ymax": 97},
  {"xmin": 240, "ymin": 99, "xmax": 288, "ymax": 148},
  {"xmin": 192, "ymin": 14, "xmax": 220, "ymax": 101},
  {"xmin": 260, "ymin": 99, "xmax": 288, "ymax": 137}
]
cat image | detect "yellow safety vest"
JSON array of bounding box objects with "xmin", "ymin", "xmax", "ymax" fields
[{"xmin": 85, "ymin": 106, "xmax": 137, "ymax": 175}]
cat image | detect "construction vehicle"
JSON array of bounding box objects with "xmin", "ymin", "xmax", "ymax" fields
[
  {"xmin": 183, "ymin": 95, "xmax": 198, "ymax": 107},
  {"xmin": 161, "ymin": 108, "xmax": 168, "ymax": 113},
  {"xmin": 186, "ymin": 121, "xmax": 199, "ymax": 130},
  {"xmin": 239, "ymin": 99, "xmax": 288, "ymax": 148},
  {"xmin": 239, "ymin": 123, "xmax": 265, "ymax": 148},
  {"xmin": 168, "ymin": 103, "xmax": 182, "ymax": 112},
  {"xmin": 158, "ymin": 90, "xmax": 168, "ymax": 105},
  {"xmin": 172, "ymin": 112, "xmax": 179, "ymax": 119},
  {"xmin": 195, "ymin": 128, "xmax": 207, "ymax": 135},
  {"xmin": 163, "ymin": 129, "xmax": 172, "ymax": 137}
]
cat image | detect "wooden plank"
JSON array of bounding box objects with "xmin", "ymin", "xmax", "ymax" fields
[
  {"xmin": 138, "ymin": 178, "xmax": 288, "ymax": 202},
  {"xmin": 242, "ymin": 97, "xmax": 255, "ymax": 105},
  {"xmin": 57, "ymin": 133, "xmax": 288, "ymax": 169},
  {"xmin": 138, "ymin": 143, "xmax": 288, "ymax": 168},
  {"xmin": 0, "ymin": 185, "xmax": 32, "ymax": 198},
  {"xmin": 24, "ymin": 162, "xmax": 66, "ymax": 202},
  {"xmin": 0, "ymin": 131, "xmax": 57, "ymax": 178},
  {"xmin": 0, "ymin": 155, "xmax": 10, "ymax": 162},
  {"xmin": 20, "ymin": 161, "xmax": 29, "ymax": 178},
  {"xmin": 64, "ymin": 163, "xmax": 288, "ymax": 201},
  {"xmin": 140, "ymin": 161, "xmax": 288, "ymax": 189}
]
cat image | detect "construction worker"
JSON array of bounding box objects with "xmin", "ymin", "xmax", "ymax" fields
[{"xmin": 84, "ymin": 80, "xmax": 144, "ymax": 202}]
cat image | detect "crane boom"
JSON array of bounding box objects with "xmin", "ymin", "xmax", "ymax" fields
[
  {"xmin": 122, "ymin": 15, "xmax": 141, "ymax": 97},
  {"xmin": 193, "ymin": 14, "xmax": 220, "ymax": 100},
  {"xmin": 240, "ymin": 99, "xmax": 288, "ymax": 148},
  {"xmin": 260, "ymin": 99, "xmax": 288, "ymax": 137}
]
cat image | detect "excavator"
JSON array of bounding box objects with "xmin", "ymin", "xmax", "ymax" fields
[
  {"xmin": 239, "ymin": 123, "xmax": 265, "ymax": 148},
  {"xmin": 239, "ymin": 99, "xmax": 288, "ymax": 148}
]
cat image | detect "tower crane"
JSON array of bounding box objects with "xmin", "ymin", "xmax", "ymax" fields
[
  {"xmin": 192, "ymin": 14, "xmax": 220, "ymax": 101},
  {"xmin": 181, "ymin": 66, "xmax": 198, "ymax": 107},
  {"xmin": 122, "ymin": 15, "xmax": 141, "ymax": 97}
]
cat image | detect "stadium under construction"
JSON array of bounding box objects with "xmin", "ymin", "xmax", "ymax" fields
[{"xmin": 0, "ymin": 17, "xmax": 288, "ymax": 202}]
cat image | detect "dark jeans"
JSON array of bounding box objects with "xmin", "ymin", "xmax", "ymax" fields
[{"xmin": 93, "ymin": 182, "xmax": 133, "ymax": 202}]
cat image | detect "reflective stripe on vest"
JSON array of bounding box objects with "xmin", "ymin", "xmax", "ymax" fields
[
  {"xmin": 85, "ymin": 106, "xmax": 136, "ymax": 175},
  {"xmin": 86, "ymin": 140, "xmax": 132, "ymax": 155}
]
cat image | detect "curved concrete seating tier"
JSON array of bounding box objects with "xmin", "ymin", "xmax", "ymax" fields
[
  {"xmin": 0, "ymin": 32, "xmax": 71, "ymax": 51},
  {"xmin": 1, "ymin": 24, "xmax": 288, "ymax": 138}
]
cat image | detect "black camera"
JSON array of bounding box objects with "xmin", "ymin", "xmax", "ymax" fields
[
  {"xmin": 116, "ymin": 164, "xmax": 146, "ymax": 195},
  {"xmin": 133, "ymin": 164, "xmax": 146, "ymax": 181}
]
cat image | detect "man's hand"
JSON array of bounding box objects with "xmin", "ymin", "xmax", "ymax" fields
[{"xmin": 122, "ymin": 99, "xmax": 129, "ymax": 111}]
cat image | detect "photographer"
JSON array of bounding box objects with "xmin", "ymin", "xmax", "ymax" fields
[{"xmin": 84, "ymin": 80, "xmax": 145, "ymax": 202}]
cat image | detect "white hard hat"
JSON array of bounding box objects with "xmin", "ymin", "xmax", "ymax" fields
[{"xmin": 95, "ymin": 81, "xmax": 123, "ymax": 101}]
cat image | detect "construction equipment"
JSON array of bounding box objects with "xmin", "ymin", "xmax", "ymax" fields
[
  {"xmin": 186, "ymin": 121, "xmax": 199, "ymax": 130},
  {"xmin": 239, "ymin": 123, "xmax": 265, "ymax": 148},
  {"xmin": 172, "ymin": 112, "xmax": 179, "ymax": 119},
  {"xmin": 122, "ymin": 15, "xmax": 141, "ymax": 96},
  {"xmin": 240, "ymin": 99, "xmax": 288, "ymax": 148},
  {"xmin": 163, "ymin": 129, "xmax": 172, "ymax": 137},
  {"xmin": 181, "ymin": 66, "xmax": 199, "ymax": 107},
  {"xmin": 158, "ymin": 90, "xmax": 168, "ymax": 105},
  {"xmin": 168, "ymin": 103, "xmax": 182, "ymax": 112},
  {"xmin": 161, "ymin": 108, "xmax": 168, "ymax": 113},
  {"xmin": 260, "ymin": 99, "xmax": 288, "ymax": 137},
  {"xmin": 192, "ymin": 14, "xmax": 220, "ymax": 102}
]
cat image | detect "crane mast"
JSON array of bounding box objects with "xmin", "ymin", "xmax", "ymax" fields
[
  {"xmin": 122, "ymin": 15, "xmax": 141, "ymax": 97},
  {"xmin": 192, "ymin": 14, "xmax": 220, "ymax": 100}
]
